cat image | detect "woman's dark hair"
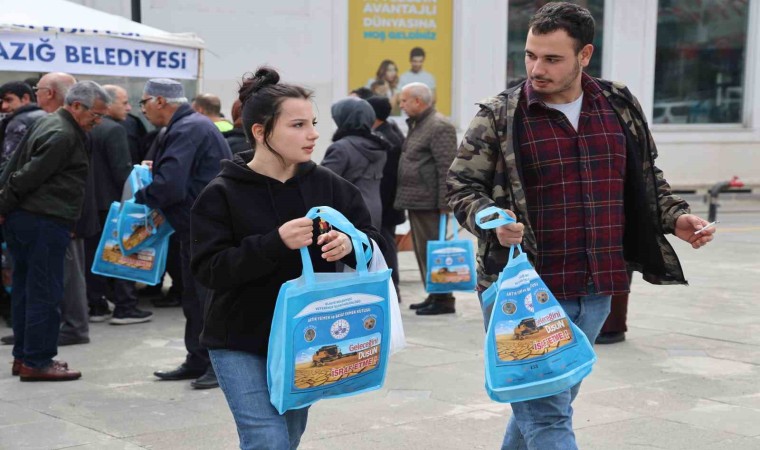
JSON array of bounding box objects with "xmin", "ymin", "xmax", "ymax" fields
[
  {"xmin": 528, "ymin": 2, "xmax": 595, "ymax": 53},
  {"xmin": 238, "ymin": 67, "xmax": 313, "ymax": 162},
  {"xmin": 374, "ymin": 60, "xmax": 398, "ymax": 89}
]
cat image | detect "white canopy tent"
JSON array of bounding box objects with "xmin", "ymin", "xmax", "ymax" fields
[{"xmin": 0, "ymin": 0, "xmax": 204, "ymax": 82}]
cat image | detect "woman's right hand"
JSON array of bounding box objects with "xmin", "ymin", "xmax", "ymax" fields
[{"xmin": 279, "ymin": 217, "xmax": 314, "ymax": 250}]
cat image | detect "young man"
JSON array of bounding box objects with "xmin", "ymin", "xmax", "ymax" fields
[
  {"xmin": 447, "ymin": 3, "xmax": 715, "ymax": 448},
  {"xmin": 399, "ymin": 47, "xmax": 436, "ymax": 103},
  {"xmin": 0, "ymin": 82, "xmax": 46, "ymax": 168}
]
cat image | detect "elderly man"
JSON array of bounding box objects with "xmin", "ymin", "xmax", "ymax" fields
[
  {"xmin": 395, "ymin": 82, "xmax": 458, "ymax": 315},
  {"xmin": 138, "ymin": 79, "xmax": 231, "ymax": 389},
  {"xmin": 84, "ymin": 85, "xmax": 152, "ymax": 326},
  {"xmin": 0, "ymin": 81, "xmax": 109, "ymax": 381},
  {"xmin": 34, "ymin": 72, "xmax": 77, "ymax": 114},
  {"xmin": 0, "ymin": 82, "xmax": 46, "ymax": 169}
]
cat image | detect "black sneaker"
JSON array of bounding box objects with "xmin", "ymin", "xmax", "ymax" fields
[
  {"xmin": 89, "ymin": 298, "xmax": 112, "ymax": 323},
  {"xmin": 110, "ymin": 307, "xmax": 153, "ymax": 325}
]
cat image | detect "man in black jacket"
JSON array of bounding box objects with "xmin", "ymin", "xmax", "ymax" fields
[
  {"xmin": 84, "ymin": 84, "xmax": 153, "ymax": 326},
  {"xmin": 0, "ymin": 82, "xmax": 46, "ymax": 171},
  {"xmin": 137, "ymin": 78, "xmax": 232, "ymax": 389},
  {"xmin": 367, "ymin": 96, "xmax": 405, "ymax": 301},
  {"xmin": 0, "ymin": 80, "xmax": 110, "ymax": 381}
]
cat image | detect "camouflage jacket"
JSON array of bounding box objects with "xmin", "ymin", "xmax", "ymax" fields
[{"xmin": 446, "ymin": 79, "xmax": 690, "ymax": 290}]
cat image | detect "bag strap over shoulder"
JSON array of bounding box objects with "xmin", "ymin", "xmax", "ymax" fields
[{"xmin": 299, "ymin": 206, "xmax": 373, "ymax": 284}]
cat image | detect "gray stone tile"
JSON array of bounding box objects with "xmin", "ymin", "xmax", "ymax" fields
[
  {"xmin": 126, "ymin": 422, "xmax": 238, "ymax": 450},
  {"xmin": 659, "ymin": 403, "xmax": 760, "ymax": 437},
  {"xmin": 575, "ymin": 417, "xmax": 738, "ymax": 450},
  {"xmin": 0, "ymin": 401, "xmax": 51, "ymax": 427},
  {"xmin": 0, "ymin": 417, "xmax": 115, "ymax": 450},
  {"xmin": 300, "ymin": 408, "xmax": 506, "ymax": 450}
]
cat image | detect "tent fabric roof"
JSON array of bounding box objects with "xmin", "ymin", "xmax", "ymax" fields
[{"xmin": 0, "ymin": 0, "xmax": 204, "ymax": 49}]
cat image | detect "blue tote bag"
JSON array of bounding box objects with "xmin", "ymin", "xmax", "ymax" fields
[
  {"xmin": 117, "ymin": 165, "xmax": 173, "ymax": 256},
  {"xmin": 91, "ymin": 202, "xmax": 170, "ymax": 285},
  {"xmin": 426, "ymin": 213, "xmax": 477, "ymax": 293},
  {"xmin": 475, "ymin": 206, "xmax": 597, "ymax": 403},
  {"xmin": 268, "ymin": 206, "xmax": 392, "ymax": 414}
]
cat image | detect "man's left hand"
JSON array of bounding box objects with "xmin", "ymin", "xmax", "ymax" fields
[{"xmin": 675, "ymin": 214, "xmax": 715, "ymax": 249}]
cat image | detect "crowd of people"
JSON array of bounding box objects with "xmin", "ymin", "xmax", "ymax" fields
[{"xmin": 0, "ymin": 2, "xmax": 718, "ymax": 449}]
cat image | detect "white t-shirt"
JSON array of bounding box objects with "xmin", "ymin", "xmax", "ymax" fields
[
  {"xmin": 399, "ymin": 70, "xmax": 436, "ymax": 90},
  {"xmin": 545, "ymin": 93, "xmax": 584, "ymax": 131}
]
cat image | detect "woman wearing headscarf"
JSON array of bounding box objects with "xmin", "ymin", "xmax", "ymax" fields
[{"xmin": 321, "ymin": 97, "xmax": 388, "ymax": 230}]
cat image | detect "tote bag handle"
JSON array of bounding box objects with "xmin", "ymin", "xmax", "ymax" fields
[
  {"xmin": 299, "ymin": 206, "xmax": 372, "ymax": 285},
  {"xmin": 438, "ymin": 213, "xmax": 461, "ymax": 241},
  {"xmin": 475, "ymin": 206, "xmax": 525, "ymax": 267}
]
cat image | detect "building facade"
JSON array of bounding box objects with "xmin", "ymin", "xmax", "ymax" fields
[{"xmin": 73, "ymin": 0, "xmax": 760, "ymax": 187}]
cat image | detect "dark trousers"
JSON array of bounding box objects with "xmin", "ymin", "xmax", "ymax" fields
[
  {"xmin": 380, "ymin": 224, "xmax": 401, "ymax": 297},
  {"xmin": 60, "ymin": 238, "xmax": 89, "ymax": 340},
  {"xmin": 408, "ymin": 210, "xmax": 453, "ymax": 305},
  {"xmin": 179, "ymin": 233, "xmax": 210, "ymax": 370},
  {"xmin": 84, "ymin": 210, "xmax": 137, "ymax": 312},
  {"xmin": 5, "ymin": 211, "xmax": 70, "ymax": 368},
  {"xmin": 600, "ymin": 271, "xmax": 632, "ymax": 334}
]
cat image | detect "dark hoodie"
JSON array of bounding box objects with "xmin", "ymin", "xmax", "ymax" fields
[
  {"xmin": 191, "ymin": 151, "xmax": 384, "ymax": 355},
  {"xmin": 321, "ymin": 97, "xmax": 388, "ymax": 230}
]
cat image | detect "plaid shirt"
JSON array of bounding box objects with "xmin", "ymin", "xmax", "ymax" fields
[{"xmin": 516, "ymin": 73, "xmax": 629, "ymax": 299}]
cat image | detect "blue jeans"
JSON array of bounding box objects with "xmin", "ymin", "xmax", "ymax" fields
[
  {"xmin": 479, "ymin": 287, "xmax": 611, "ymax": 450},
  {"xmin": 209, "ymin": 349, "xmax": 309, "ymax": 450},
  {"xmin": 5, "ymin": 211, "xmax": 71, "ymax": 368}
]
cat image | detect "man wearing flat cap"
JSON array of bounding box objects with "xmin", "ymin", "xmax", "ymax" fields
[{"xmin": 137, "ymin": 78, "xmax": 232, "ymax": 389}]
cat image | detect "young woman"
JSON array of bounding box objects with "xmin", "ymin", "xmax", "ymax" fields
[
  {"xmin": 191, "ymin": 67, "xmax": 383, "ymax": 449},
  {"xmin": 366, "ymin": 59, "xmax": 401, "ymax": 114}
]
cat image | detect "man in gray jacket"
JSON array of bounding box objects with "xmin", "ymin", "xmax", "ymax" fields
[{"xmin": 395, "ymin": 83, "xmax": 458, "ymax": 315}]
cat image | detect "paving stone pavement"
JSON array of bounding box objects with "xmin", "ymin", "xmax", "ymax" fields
[{"xmin": 1, "ymin": 199, "xmax": 759, "ymax": 449}]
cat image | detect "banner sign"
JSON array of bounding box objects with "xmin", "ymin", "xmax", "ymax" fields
[
  {"xmin": 348, "ymin": 0, "xmax": 453, "ymax": 116},
  {"xmin": 0, "ymin": 32, "xmax": 198, "ymax": 79}
]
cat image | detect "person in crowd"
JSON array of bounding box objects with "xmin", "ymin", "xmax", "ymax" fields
[
  {"xmin": 0, "ymin": 82, "xmax": 46, "ymax": 169},
  {"xmin": 1, "ymin": 74, "xmax": 78, "ymax": 347},
  {"xmin": 0, "ymin": 81, "xmax": 47, "ymax": 343},
  {"xmin": 369, "ymin": 80, "xmax": 390, "ymax": 98},
  {"xmin": 222, "ymin": 99, "xmax": 250, "ymax": 154},
  {"xmin": 399, "ymin": 47, "xmax": 437, "ymax": 104},
  {"xmin": 84, "ymin": 84, "xmax": 152, "ymax": 326},
  {"xmin": 321, "ymin": 97, "xmax": 387, "ymax": 230},
  {"xmin": 366, "ymin": 60, "xmax": 401, "ymax": 114},
  {"xmin": 0, "ymin": 81, "xmax": 110, "ymax": 381},
  {"xmin": 138, "ymin": 126, "xmax": 184, "ymax": 308},
  {"xmin": 34, "ymin": 72, "xmax": 77, "ymax": 115},
  {"xmin": 191, "ymin": 66, "xmax": 383, "ymax": 450},
  {"xmin": 447, "ymin": 3, "xmax": 716, "ymax": 448},
  {"xmin": 349, "ymin": 87, "xmax": 373, "ymax": 100},
  {"xmin": 395, "ymin": 82, "xmax": 458, "ymax": 315},
  {"xmin": 107, "ymin": 89, "xmax": 149, "ymax": 165},
  {"xmin": 137, "ymin": 78, "xmax": 231, "ymax": 389},
  {"xmin": 367, "ymin": 95, "xmax": 405, "ymax": 301},
  {"xmin": 192, "ymin": 93, "xmax": 234, "ymax": 133}
]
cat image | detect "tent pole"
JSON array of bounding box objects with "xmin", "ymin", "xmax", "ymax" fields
[{"xmin": 131, "ymin": 0, "xmax": 142, "ymax": 23}]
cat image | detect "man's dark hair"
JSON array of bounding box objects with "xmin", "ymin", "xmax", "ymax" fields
[
  {"xmin": 409, "ymin": 47, "xmax": 425, "ymax": 60},
  {"xmin": 528, "ymin": 2, "xmax": 595, "ymax": 53},
  {"xmin": 0, "ymin": 81, "xmax": 34, "ymax": 102},
  {"xmin": 350, "ymin": 87, "xmax": 373, "ymax": 100},
  {"xmin": 192, "ymin": 93, "xmax": 222, "ymax": 116},
  {"xmin": 367, "ymin": 96, "xmax": 391, "ymax": 121}
]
